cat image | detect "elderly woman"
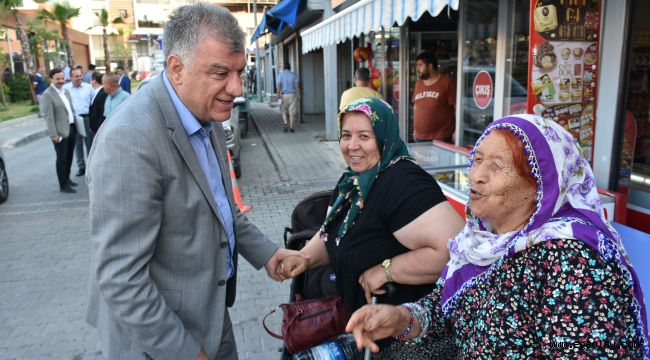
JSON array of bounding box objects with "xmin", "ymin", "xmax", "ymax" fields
[
  {"xmin": 278, "ymin": 97, "xmax": 464, "ymax": 358},
  {"xmin": 345, "ymin": 114, "xmax": 649, "ymax": 358}
]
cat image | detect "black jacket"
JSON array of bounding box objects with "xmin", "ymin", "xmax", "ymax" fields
[{"xmin": 89, "ymin": 87, "xmax": 108, "ymax": 133}]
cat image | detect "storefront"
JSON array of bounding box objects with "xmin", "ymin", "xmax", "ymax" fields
[{"xmin": 296, "ymin": 0, "xmax": 649, "ymax": 233}]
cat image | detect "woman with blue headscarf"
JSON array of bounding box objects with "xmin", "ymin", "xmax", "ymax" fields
[
  {"xmin": 277, "ymin": 97, "xmax": 464, "ymax": 358},
  {"xmin": 346, "ymin": 115, "xmax": 649, "ymax": 358}
]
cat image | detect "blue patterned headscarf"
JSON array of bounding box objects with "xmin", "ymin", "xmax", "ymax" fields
[
  {"xmin": 319, "ymin": 97, "xmax": 412, "ymax": 246},
  {"xmin": 440, "ymin": 115, "xmax": 648, "ymax": 356}
]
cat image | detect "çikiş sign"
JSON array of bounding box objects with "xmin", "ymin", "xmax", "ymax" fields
[{"xmin": 473, "ymin": 70, "xmax": 493, "ymax": 110}]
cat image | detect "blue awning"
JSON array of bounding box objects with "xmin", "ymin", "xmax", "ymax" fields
[
  {"xmin": 268, "ymin": 0, "xmax": 301, "ymax": 28},
  {"xmin": 250, "ymin": 0, "xmax": 301, "ymax": 43},
  {"xmin": 251, "ymin": 13, "xmax": 271, "ymax": 43}
]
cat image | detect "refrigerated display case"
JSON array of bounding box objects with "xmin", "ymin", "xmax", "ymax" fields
[{"xmin": 407, "ymin": 142, "xmax": 624, "ymax": 222}]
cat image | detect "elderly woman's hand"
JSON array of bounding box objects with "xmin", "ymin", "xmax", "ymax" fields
[
  {"xmin": 275, "ymin": 253, "xmax": 309, "ymax": 281},
  {"xmin": 359, "ymin": 265, "xmax": 388, "ymax": 304},
  {"xmin": 345, "ymin": 304, "xmax": 411, "ymax": 353}
]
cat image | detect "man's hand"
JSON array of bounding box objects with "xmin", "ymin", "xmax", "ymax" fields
[
  {"xmin": 359, "ymin": 265, "xmax": 388, "ymax": 304},
  {"xmin": 265, "ymin": 248, "xmax": 310, "ymax": 281},
  {"xmin": 275, "ymin": 254, "xmax": 309, "ymax": 281},
  {"xmin": 51, "ymin": 136, "xmax": 62, "ymax": 143}
]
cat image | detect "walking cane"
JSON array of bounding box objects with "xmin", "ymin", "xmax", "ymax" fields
[{"xmin": 363, "ymin": 283, "xmax": 397, "ymax": 360}]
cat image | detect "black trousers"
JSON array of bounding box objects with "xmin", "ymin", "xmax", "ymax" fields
[{"xmin": 52, "ymin": 124, "xmax": 76, "ymax": 189}]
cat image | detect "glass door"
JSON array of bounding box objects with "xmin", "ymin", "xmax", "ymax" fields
[
  {"xmin": 457, "ymin": 0, "xmax": 530, "ymax": 146},
  {"xmin": 457, "ymin": 0, "xmax": 500, "ymax": 146},
  {"xmin": 623, "ymin": 0, "xmax": 650, "ymax": 212}
]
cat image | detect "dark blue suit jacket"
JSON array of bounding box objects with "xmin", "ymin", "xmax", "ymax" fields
[{"xmin": 119, "ymin": 75, "xmax": 131, "ymax": 94}]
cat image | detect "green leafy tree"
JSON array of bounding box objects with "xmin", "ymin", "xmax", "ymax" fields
[
  {"xmin": 28, "ymin": 17, "xmax": 62, "ymax": 72},
  {"xmin": 37, "ymin": 2, "xmax": 80, "ymax": 67},
  {"xmin": 110, "ymin": 27, "xmax": 132, "ymax": 71},
  {"xmin": 0, "ymin": 0, "xmax": 40, "ymax": 74},
  {"xmin": 89, "ymin": 8, "xmax": 123, "ymax": 73}
]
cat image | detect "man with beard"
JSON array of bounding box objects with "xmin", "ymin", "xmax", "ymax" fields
[{"xmin": 412, "ymin": 51, "xmax": 456, "ymax": 143}]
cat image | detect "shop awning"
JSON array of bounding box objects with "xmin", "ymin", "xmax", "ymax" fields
[
  {"xmin": 251, "ymin": 0, "xmax": 302, "ymax": 43},
  {"xmin": 300, "ymin": 0, "xmax": 458, "ymax": 53},
  {"xmin": 268, "ymin": 0, "xmax": 301, "ymax": 29},
  {"xmin": 251, "ymin": 13, "xmax": 269, "ymax": 43}
]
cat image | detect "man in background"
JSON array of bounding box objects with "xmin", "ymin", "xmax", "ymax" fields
[
  {"xmin": 42, "ymin": 68, "xmax": 78, "ymax": 193},
  {"xmin": 102, "ymin": 73, "xmax": 130, "ymax": 118},
  {"xmin": 83, "ymin": 64, "xmax": 96, "ymax": 83},
  {"xmin": 412, "ymin": 51, "xmax": 456, "ymax": 143},
  {"xmin": 32, "ymin": 68, "xmax": 48, "ymax": 118},
  {"xmin": 65, "ymin": 68, "xmax": 94, "ymax": 176},
  {"xmin": 116, "ymin": 66, "xmax": 131, "ymax": 94},
  {"xmin": 339, "ymin": 67, "xmax": 383, "ymax": 110},
  {"xmin": 276, "ymin": 62, "xmax": 299, "ymax": 133},
  {"xmin": 88, "ymin": 71, "xmax": 107, "ymax": 135}
]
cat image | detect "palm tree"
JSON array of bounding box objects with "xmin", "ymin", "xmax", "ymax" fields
[
  {"xmin": 37, "ymin": 2, "xmax": 80, "ymax": 67},
  {"xmin": 0, "ymin": 0, "xmax": 38, "ymax": 74},
  {"xmin": 96, "ymin": 8, "xmax": 123, "ymax": 72}
]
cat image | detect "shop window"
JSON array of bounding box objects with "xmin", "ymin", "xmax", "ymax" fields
[
  {"xmin": 625, "ymin": 14, "xmax": 650, "ymax": 205},
  {"xmin": 459, "ymin": 0, "xmax": 499, "ymax": 146}
]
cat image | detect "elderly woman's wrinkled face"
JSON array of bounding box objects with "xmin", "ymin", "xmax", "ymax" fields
[
  {"xmin": 340, "ymin": 112, "xmax": 380, "ymax": 173},
  {"xmin": 468, "ymin": 132, "xmax": 537, "ymax": 232}
]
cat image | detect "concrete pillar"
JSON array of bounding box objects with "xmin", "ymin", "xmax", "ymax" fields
[{"xmin": 324, "ymin": 44, "xmax": 339, "ymax": 140}]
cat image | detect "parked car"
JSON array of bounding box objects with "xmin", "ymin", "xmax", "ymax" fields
[
  {"xmin": 235, "ymin": 95, "xmax": 249, "ymax": 138},
  {"xmin": 222, "ymin": 105, "xmax": 241, "ymax": 179},
  {"xmin": 0, "ymin": 148, "xmax": 8, "ymax": 203}
]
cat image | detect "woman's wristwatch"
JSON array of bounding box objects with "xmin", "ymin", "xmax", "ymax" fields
[{"xmin": 381, "ymin": 258, "xmax": 394, "ymax": 282}]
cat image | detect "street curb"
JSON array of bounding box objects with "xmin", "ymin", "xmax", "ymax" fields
[
  {"xmin": 1, "ymin": 128, "xmax": 48, "ymax": 149},
  {"xmin": 249, "ymin": 107, "xmax": 291, "ymax": 182}
]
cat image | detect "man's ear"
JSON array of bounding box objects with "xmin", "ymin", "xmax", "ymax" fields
[{"xmin": 166, "ymin": 55, "xmax": 184, "ymax": 85}]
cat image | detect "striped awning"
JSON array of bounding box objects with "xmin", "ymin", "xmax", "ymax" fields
[{"xmin": 300, "ymin": 0, "xmax": 458, "ymax": 53}]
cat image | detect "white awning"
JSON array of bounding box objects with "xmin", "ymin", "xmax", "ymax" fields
[{"xmin": 300, "ymin": 0, "xmax": 458, "ymax": 53}]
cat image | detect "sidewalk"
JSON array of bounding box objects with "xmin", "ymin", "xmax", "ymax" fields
[
  {"xmin": 249, "ymin": 101, "xmax": 346, "ymax": 183},
  {"xmin": 0, "ymin": 113, "xmax": 46, "ymax": 149}
]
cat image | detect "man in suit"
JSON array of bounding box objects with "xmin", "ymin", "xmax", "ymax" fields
[
  {"xmin": 65, "ymin": 68, "xmax": 94, "ymax": 176},
  {"xmin": 86, "ymin": 4, "xmax": 305, "ymax": 359},
  {"xmin": 116, "ymin": 66, "xmax": 131, "ymax": 94},
  {"xmin": 42, "ymin": 67, "xmax": 79, "ymax": 194},
  {"xmin": 88, "ymin": 71, "xmax": 107, "ymax": 135}
]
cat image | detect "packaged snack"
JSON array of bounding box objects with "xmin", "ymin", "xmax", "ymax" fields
[{"xmin": 534, "ymin": 4, "xmax": 559, "ymax": 33}]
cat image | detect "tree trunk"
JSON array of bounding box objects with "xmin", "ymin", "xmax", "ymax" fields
[
  {"xmin": 103, "ymin": 28, "xmax": 111, "ymax": 72},
  {"xmin": 61, "ymin": 24, "xmax": 74, "ymax": 67},
  {"xmin": 12, "ymin": 10, "xmax": 34, "ymax": 75},
  {"xmin": 0, "ymin": 80, "xmax": 8, "ymax": 110}
]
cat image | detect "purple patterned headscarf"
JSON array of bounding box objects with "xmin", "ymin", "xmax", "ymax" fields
[{"xmin": 440, "ymin": 114, "xmax": 648, "ymax": 356}]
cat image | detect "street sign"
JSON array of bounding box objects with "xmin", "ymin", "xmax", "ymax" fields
[{"xmin": 473, "ymin": 70, "xmax": 493, "ymax": 110}]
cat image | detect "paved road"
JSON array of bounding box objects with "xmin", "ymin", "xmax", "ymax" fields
[{"xmin": 0, "ymin": 106, "xmax": 344, "ymax": 359}]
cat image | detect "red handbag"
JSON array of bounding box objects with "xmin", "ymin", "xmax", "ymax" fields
[{"xmin": 263, "ymin": 295, "xmax": 349, "ymax": 353}]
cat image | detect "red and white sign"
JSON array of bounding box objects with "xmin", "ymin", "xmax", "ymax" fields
[{"xmin": 473, "ymin": 70, "xmax": 493, "ymax": 110}]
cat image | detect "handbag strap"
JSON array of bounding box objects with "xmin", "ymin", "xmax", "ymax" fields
[{"xmin": 262, "ymin": 308, "xmax": 284, "ymax": 340}]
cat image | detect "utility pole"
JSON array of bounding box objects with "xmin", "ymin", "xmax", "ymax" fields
[{"xmin": 253, "ymin": 0, "xmax": 262, "ymax": 101}]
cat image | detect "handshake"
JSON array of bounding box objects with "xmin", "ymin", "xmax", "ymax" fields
[{"xmin": 264, "ymin": 248, "xmax": 311, "ymax": 281}]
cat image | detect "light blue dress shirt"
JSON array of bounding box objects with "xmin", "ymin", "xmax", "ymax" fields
[
  {"xmin": 162, "ymin": 72, "xmax": 236, "ymax": 278},
  {"xmin": 277, "ymin": 70, "xmax": 298, "ymax": 94},
  {"xmin": 64, "ymin": 82, "xmax": 93, "ymax": 115},
  {"xmin": 103, "ymin": 88, "xmax": 130, "ymax": 118}
]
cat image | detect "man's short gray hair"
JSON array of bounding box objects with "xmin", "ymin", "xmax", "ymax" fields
[
  {"xmin": 164, "ymin": 3, "xmax": 245, "ymax": 65},
  {"xmin": 103, "ymin": 73, "xmax": 120, "ymax": 86}
]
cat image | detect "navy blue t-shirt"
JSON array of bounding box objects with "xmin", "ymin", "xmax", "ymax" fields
[{"xmin": 33, "ymin": 75, "xmax": 47, "ymax": 95}]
